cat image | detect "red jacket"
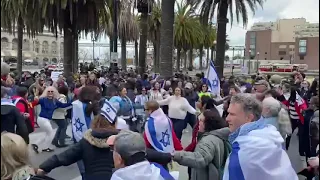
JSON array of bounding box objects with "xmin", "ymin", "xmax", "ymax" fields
[
  {"xmin": 143, "ymin": 128, "xmax": 183, "ymax": 151},
  {"xmin": 282, "ymin": 99, "xmax": 307, "ymax": 124},
  {"xmin": 185, "ymin": 120, "xmax": 199, "ymax": 152},
  {"xmin": 12, "ymin": 96, "xmax": 38, "ymax": 130}
]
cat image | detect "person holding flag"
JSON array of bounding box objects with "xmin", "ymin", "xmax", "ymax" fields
[{"xmin": 202, "ymin": 61, "xmax": 221, "ymax": 98}]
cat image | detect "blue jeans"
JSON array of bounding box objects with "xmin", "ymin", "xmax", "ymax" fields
[
  {"xmin": 77, "ymin": 160, "xmax": 86, "ymax": 180},
  {"xmin": 52, "ymin": 119, "xmax": 67, "ymax": 145},
  {"xmin": 171, "ymin": 118, "xmax": 186, "ymax": 140}
]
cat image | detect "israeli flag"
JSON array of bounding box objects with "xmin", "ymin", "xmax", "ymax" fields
[
  {"xmin": 72, "ymin": 100, "xmax": 94, "ymax": 142},
  {"xmin": 145, "ymin": 108, "xmax": 175, "ymax": 153},
  {"xmin": 111, "ymin": 161, "xmax": 176, "ymax": 180},
  {"xmin": 101, "ymin": 99, "xmax": 117, "ymax": 123},
  {"xmin": 203, "ymin": 61, "xmax": 220, "ymax": 96},
  {"xmin": 223, "ymin": 123, "xmax": 298, "ymax": 180}
]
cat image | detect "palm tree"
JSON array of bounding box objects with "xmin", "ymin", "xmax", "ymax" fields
[
  {"xmin": 3, "ymin": 0, "xmax": 112, "ymax": 76},
  {"xmin": 159, "ymin": 0, "xmax": 175, "ymax": 77},
  {"xmin": 148, "ymin": 0, "xmax": 161, "ymax": 72},
  {"xmin": 137, "ymin": 0, "xmax": 153, "ymax": 75},
  {"xmin": 1, "ymin": 1, "xmax": 33, "ymax": 77},
  {"xmin": 203, "ymin": 24, "xmax": 216, "ymax": 68},
  {"xmin": 118, "ymin": 8, "xmax": 139, "ymax": 70},
  {"xmin": 189, "ymin": 0, "xmax": 264, "ymax": 77},
  {"xmin": 174, "ymin": 2, "xmax": 203, "ymax": 72}
]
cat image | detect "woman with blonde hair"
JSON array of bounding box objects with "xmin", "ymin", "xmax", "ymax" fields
[
  {"xmin": 37, "ymin": 100, "xmax": 173, "ymax": 180},
  {"xmin": 1, "ymin": 132, "xmax": 54, "ymax": 180},
  {"xmin": 32, "ymin": 86, "xmax": 71, "ymax": 153}
]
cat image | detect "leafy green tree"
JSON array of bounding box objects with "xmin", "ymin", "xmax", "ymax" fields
[{"xmin": 174, "ymin": 2, "xmax": 203, "ymax": 71}]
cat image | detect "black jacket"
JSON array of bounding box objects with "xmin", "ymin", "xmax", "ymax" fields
[
  {"xmin": 1, "ymin": 104, "xmax": 29, "ymax": 143},
  {"xmin": 39, "ymin": 129, "xmax": 172, "ymax": 180}
]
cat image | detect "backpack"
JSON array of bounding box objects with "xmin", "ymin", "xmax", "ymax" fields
[
  {"xmin": 213, "ymin": 136, "xmax": 232, "ymax": 179},
  {"xmin": 12, "ymin": 98, "xmax": 34, "ymax": 133}
]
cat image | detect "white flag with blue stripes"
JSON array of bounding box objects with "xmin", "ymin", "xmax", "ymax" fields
[
  {"xmin": 101, "ymin": 99, "xmax": 118, "ymax": 123},
  {"xmin": 203, "ymin": 61, "xmax": 220, "ymax": 96}
]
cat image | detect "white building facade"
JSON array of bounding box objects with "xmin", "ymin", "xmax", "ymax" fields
[{"xmin": 1, "ymin": 29, "xmax": 63, "ymax": 66}]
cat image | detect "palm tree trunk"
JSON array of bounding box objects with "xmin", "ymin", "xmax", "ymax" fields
[
  {"xmin": 211, "ymin": 47, "xmax": 214, "ymax": 62},
  {"xmin": 184, "ymin": 51, "xmax": 187, "ymax": 71},
  {"xmin": 134, "ymin": 40, "xmax": 138, "ymax": 67},
  {"xmin": 139, "ymin": 13, "xmax": 148, "ymax": 75},
  {"xmin": 72, "ymin": 32, "xmax": 79, "ymax": 73},
  {"xmin": 188, "ymin": 49, "xmax": 193, "ymax": 71},
  {"xmin": 121, "ymin": 38, "xmax": 127, "ymax": 70},
  {"xmin": 199, "ymin": 47, "xmax": 203, "ymax": 70},
  {"xmin": 63, "ymin": 26, "xmax": 73, "ymax": 77},
  {"xmin": 206, "ymin": 48, "xmax": 209, "ymax": 68},
  {"xmin": 17, "ymin": 15, "xmax": 23, "ymax": 78},
  {"xmin": 160, "ymin": 0, "xmax": 175, "ymax": 77},
  {"xmin": 176, "ymin": 48, "xmax": 181, "ymax": 72},
  {"xmin": 154, "ymin": 30, "xmax": 161, "ymax": 73},
  {"xmin": 110, "ymin": 38, "xmax": 113, "ymax": 60},
  {"xmin": 215, "ymin": 1, "xmax": 228, "ymax": 78}
]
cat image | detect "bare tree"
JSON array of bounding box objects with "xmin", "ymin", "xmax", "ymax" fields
[{"xmin": 78, "ymin": 48, "xmax": 91, "ymax": 63}]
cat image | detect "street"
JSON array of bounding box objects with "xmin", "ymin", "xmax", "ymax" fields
[{"xmin": 29, "ymin": 122, "xmax": 306, "ymax": 180}]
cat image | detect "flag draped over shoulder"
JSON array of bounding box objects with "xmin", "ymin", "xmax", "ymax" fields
[
  {"xmin": 203, "ymin": 61, "xmax": 220, "ymax": 96},
  {"xmin": 72, "ymin": 100, "xmax": 93, "ymax": 142},
  {"xmin": 145, "ymin": 108, "xmax": 175, "ymax": 153},
  {"xmin": 223, "ymin": 124, "xmax": 298, "ymax": 180}
]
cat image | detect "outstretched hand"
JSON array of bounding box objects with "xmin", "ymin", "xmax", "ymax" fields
[{"xmin": 36, "ymin": 168, "xmax": 47, "ymax": 176}]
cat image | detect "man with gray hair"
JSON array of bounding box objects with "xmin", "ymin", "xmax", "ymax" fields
[
  {"xmin": 108, "ymin": 130, "xmax": 175, "ymax": 180},
  {"xmin": 261, "ymin": 97, "xmax": 292, "ymax": 140},
  {"xmin": 223, "ymin": 94, "xmax": 298, "ymax": 180}
]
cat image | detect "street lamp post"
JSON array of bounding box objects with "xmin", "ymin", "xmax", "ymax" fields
[
  {"xmin": 256, "ymin": 52, "xmax": 260, "ymax": 74},
  {"xmin": 248, "ymin": 49, "xmax": 252, "ymax": 74},
  {"xmin": 92, "ymin": 36, "xmax": 96, "ymax": 63},
  {"xmin": 242, "ymin": 48, "xmax": 245, "ymax": 66},
  {"xmin": 231, "ymin": 47, "xmax": 235, "ymax": 75},
  {"xmin": 213, "ymin": 40, "xmax": 217, "ymax": 63}
]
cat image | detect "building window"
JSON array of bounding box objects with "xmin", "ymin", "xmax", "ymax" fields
[
  {"xmin": 278, "ymin": 51, "xmax": 286, "ymax": 55},
  {"xmin": 12, "ymin": 39, "xmax": 18, "ymax": 50},
  {"xmin": 1, "ymin": 37, "xmax": 9, "ymax": 50},
  {"xmin": 299, "ymin": 39, "xmax": 307, "ymax": 46},
  {"xmin": 298, "ymin": 39, "xmax": 307, "ymax": 55},
  {"xmin": 42, "ymin": 41, "xmax": 49, "ymax": 54},
  {"xmin": 34, "ymin": 41, "xmax": 40, "ymax": 53},
  {"xmin": 250, "ymin": 33, "xmax": 256, "ymax": 45},
  {"xmin": 51, "ymin": 41, "xmax": 57, "ymax": 55}
]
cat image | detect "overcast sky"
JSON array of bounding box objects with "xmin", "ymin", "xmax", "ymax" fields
[{"xmin": 79, "ymin": 0, "xmax": 319, "ymax": 59}]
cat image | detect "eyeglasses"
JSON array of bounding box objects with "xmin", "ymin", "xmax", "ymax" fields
[{"xmin": 48, "ymin": 91, "xmax": 54, "ymax": 93}]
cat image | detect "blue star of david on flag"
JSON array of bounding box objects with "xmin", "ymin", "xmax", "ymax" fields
[
  {"xmin": 159, "ymin": 129, "xmax": 171, "ymax": 147},
  {"xmin": 212, "ymin": 79, "xmax": 219, "ymax": 87},
  {"xmin": 73, "ymin": 118, "xmax": 85, "ymax": 132},
  {"xmin": 204, "ymin": 61, "xmax": 220, "ymax": 95}
]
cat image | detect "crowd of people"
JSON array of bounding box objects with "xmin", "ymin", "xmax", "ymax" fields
[{"xmin": 1, "ymin": 61, "xmax": 319, "ymax": 180}]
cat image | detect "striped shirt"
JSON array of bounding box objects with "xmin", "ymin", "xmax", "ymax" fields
[{"xmin": 288, "ymin": 101, "xmax": 299, "ymax": 121}]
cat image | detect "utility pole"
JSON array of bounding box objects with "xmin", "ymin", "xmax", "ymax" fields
[{"xmin": 112, "ymin": 0, "xmax": 118, "ymax": 67}]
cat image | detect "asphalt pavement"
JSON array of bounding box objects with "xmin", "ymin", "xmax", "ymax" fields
[{"xmin": 28, "ymin": 121, "xmax": 305, "ymax": 180}]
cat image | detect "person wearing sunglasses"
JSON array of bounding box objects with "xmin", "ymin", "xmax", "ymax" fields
[
  {"xmin": 198, "ymin": 84, "xmax": 211, "ymax": 99},
  {"xmin": 31, "ymin": 86, "xmax": 71, "ymax": 153}
]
